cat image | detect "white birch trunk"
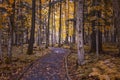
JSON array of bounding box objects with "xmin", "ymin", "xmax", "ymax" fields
[{"xmin": 76, "ymin": 0, "xmax": 85, "ymax": 65}]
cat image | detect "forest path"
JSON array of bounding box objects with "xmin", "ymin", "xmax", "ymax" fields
[{"xmin": 20, "ymin": 47, "xmax": 70, "ymax": 80}]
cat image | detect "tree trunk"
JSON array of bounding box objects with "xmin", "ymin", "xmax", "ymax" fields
[
  {"xmin": 0, "ymin": 12, "xmax": 2, "ymax": 60},
  {"xmin": 7, "ymin": 17, "xmax": 13, "ymax": 63},
  {"xmin": 58, "ymin": 1, "xmax": 62, "ymax": 47},
  {"xmin": 38, "ymin": 0, "xmax": 42, "ymax": 46},
  {"xmin": 26, "ymin": 29, "xmax": 29, "ymax": 44},
  {"xmin": 65, "ymin": 0, "xmax": 69, "ymax": 44},
  {"xmin": 51, "ymin": 6, "xmax": 54, "ymax": 47},
  {"xmin": 98, "ymin": 30, "xmax": 102, "ymax": 52},
  {"xmin": 90, "ymin": 1, "xmax": 103, "ymax": 53},
  {"xmin": 113, "ymin": 0, "xmax": 120, "ymax": 55},
  {"xmin": 38, "ymin": 27, "xmax": 41, "ymax": 46},
  {"xmin": 11, "ymin": 0, "xmax": 16, "ymax": 45},
  {"xmin": 0, "ymin": 29, "xmax": 2, "ymax": 60},
  {"xmin": 76, "ymin": 0, "xmax": 85, "ymax": 65},
  {"xmin": 90, "ymin": 22, "xmax": 96, "ymax": 52},
  {"xmin": 73, "ymin": 1, "xmax": 76, "ymax": 44},
  {"xmin": 46, "ymin": 0, "xmax": 51, "ymax": 48},
  {"xmin": 53, "ymin": 6, "xmax": 57, "ymax": 44},
  {"xmin": 27, "ymin": 0, "xmax": 36, "ymax": 55}
]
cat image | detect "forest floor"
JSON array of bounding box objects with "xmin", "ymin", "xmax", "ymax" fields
[
  {"xmin": 0, "ymin": 44, "xmax": 50, "ymax": 80},
  {"xmin": 0, "ymin": 44, "xmax": 120, "ymax": 80},
  {"xmin": 67, "ymin": 44, "xmax": 120, "ymax": 80}
]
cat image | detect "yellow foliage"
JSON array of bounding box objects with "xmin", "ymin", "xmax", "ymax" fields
[
  {"xmin": 41, "ymin": 0, "xmax": 47, "ymax": 4},
  {"xmin": 9, "ymin": 0, "xmax": 14, "ymax": 4},
  {"xmin": 24, "ymin": 0, "xmax": 32, "ymax": 4},
  {"xmin": 3, "ymin": 13, "xmax": 8, "ymax": 17},
  {"xmin": 89, "ymin": 68, "xmax": 101, "ymax": 76},
  {"xmin": 7, "ymin": 8, "xmax": 13, "ymax": 14},
  {"xmin": 89, "ymin": 59, "xmax": 120, "ymax": 80},
  {"xmin": 89, "ymin": 71, "xmax": 100, "ymax": 76},
  {"xmin": 69, "ymin": 27, "xmax": 73, "ymax": 36},
  {"xmin": 100, "ymin": 27, "xmax": 105, "ymax": 33},
  {"xmin": 92, "ymin": 68, "xmax": 101, "ymax": 72},
  {"xmin": 105, "ymin": 26, "xmax": 111, "ymax": 30},
  {"xmin": 0, "ymin": 26, "xmax": 2, "ymax": 29},
  {"xmin": 62, "ymin": 45, "xmax": 70, "ymax": 49},
  {"xmin": 99, "ymin": 75, "xmax": 110, "ymax": 80}
]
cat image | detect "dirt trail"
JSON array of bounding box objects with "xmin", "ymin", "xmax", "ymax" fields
[{"xmin": 20, "ymin": 48, "xmax": 69, "ymax": 80}]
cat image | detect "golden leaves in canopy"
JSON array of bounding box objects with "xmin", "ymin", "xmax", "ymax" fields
[
  {"xmin": 41, "ymin": 0, "xmax": 47, "ymax": 3},
  {"xmin": 24, "ymin": 0, "xmax": 32, "ymax": 4},
  {"xmin": 9, "ymin": 0, "xmax": 14, "ymax": 4},
  {"xmin": 23, "ymin": 0, "xmax": 47, "ymax": 5}
]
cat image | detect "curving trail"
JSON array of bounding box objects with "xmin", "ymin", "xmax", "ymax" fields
[{"xmin": 20, "ymin": 48, "xmax": 69, "ymax": 80}]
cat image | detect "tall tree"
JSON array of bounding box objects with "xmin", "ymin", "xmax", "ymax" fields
[
  {"xmin": 113, "ymin": 0, "xmax": 120, "ymax": 55},
  {"xmin": 53, "ymin": 5, "xmax": 57, "ymax": 44},
  {"xmin": 37, "ymin": 0, "xmax": 42, "ymax": 46},
  {"xmin": 65, "ymin": 0, "xmax": 69, "ymax": 44},
  {"xmin": 0, "ymin": 29, "xmax": 2, "ymax": 60},
  {"xmin": 27, "ymin": 0, "xmax": 36, "ymax": 54},
  {"xmin": 90, "ymin": 20, "xmax": 96, "ymax": 52},
  {"xmin": 76, "ymin": 0, "xmax": 85, "ymax": 65},
  {"xmin": 7, "ymin": 17, "xmax": 13, "ymax": 63},
  {"xmin": 0, "ymin": 12, "xmax": 2, "ymax": 60},
  {"xmin": 9, "ymin": 0, "xmax": 15, "ymax": 45},
  {"xmin": 90, "ymin": 0, "xmax": 102, "ymax": 53},
  {"xmin": 58, "ymin": 1, "xmax": 62, "ymax": 47},
  {"xmin": 51, "ymin": 5, "xmax": 54, "ymax": 47},
  {"xmin": 46, "ymin": 0, "xmax": 51, "ymax": 48},
  {"xmin": 73, "ymin": 1, "xmax": 76, "ymax": 44},
  {"xmin": 5, "ymin": 0, "xmax": 16, "ymax": 63}
]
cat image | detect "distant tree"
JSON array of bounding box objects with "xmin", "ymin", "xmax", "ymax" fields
[
  {"xmin": 89, "ymin": 0, "xmax": 103, "ymax": 54},
  {"xmin": 65, "ymin": 0, "xmax": 69, "ymax": 44}
]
